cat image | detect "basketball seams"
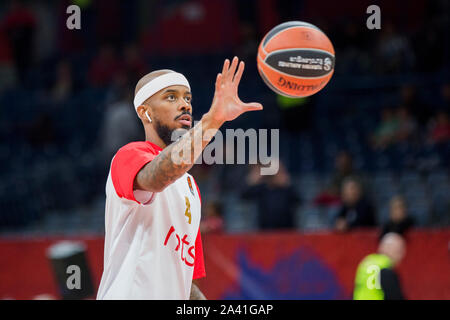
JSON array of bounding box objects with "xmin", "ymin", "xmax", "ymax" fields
[
  {"xmin": 262, "ymin": 26, "xmax": 326, "ymax": 52},
  {"xmin": 260, "ymin": 39, "xmax": 268, "ymax": 57},
  {"xmin": 265, "ymin": 47, "xmax": 335, "ymax": 58},
  {"xmin": 262, "ymin": 21, "xmax": 322, "ymax": 47},
  {"xmin": 257, "ymin": 65, "xmax": 301, "ymax": 98}
]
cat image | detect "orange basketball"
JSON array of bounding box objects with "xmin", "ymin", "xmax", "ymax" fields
[{"xmin": 257, "ymin": 21, "xmax": 335, "ymax": 98}]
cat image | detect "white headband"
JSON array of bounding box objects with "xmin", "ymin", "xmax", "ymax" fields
[{"xmin": 133, "ymin": 72, "xmax": 191, "ymax": 110}]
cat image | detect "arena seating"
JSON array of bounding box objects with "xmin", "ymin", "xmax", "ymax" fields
[{"xmin": 0, "ymin": 52, "xmax": 448, "ymax": 234}]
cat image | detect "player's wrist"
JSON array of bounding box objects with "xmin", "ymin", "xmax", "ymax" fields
[{"xmin": 201, "ymin": 112, "xmax": 225, "ymax": 130}]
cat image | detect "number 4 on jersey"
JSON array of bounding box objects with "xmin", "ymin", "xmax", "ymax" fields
[{"xmin": 184, "ymin": 196, "xmax": 191, "ymax": 224}]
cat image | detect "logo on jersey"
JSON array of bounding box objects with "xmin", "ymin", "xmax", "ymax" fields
[
  {"xmin": 187, "ymin": 177, "xmax": 195, "ymax": 196},
  {"xmin": 164, "ymin": 225, "xmax": 195, "ymax": 267}
]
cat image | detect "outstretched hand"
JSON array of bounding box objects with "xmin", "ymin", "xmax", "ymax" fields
[{"xmin": 208, "ymin": 56, "xmax": 263, "ymax": 124}]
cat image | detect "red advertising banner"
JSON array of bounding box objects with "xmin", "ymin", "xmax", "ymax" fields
[{"xmin": 0, "ymin": 229, "xmax": 448, "ymax": 300}]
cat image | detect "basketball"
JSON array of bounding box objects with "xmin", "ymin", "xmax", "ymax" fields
[{"xmin": 257, "ymin": 21, "xmax": 335, "ymax": 98}]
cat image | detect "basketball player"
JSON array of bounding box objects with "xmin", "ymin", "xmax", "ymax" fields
[{"xmin": 97, "ymin": 57, "xmax": 263, "ymax": 299}]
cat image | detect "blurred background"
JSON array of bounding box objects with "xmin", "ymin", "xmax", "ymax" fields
[{"xmin": 0, "ymin": 0, "xmax": 448, "ymax": 300}]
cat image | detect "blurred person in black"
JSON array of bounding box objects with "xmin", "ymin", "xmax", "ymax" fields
[
  {"xmin": 354, "ymin": 232, "xmax": 406, "ymax": 300},
  {"xmin": 380, "ymin": 195, "xmax": 415, "ymax": 239},
  {"xmin": 1, "ymin": 0, "xmax": 36, "ymax": 81},
  {"xmin": 399, "ymin": 84, "xmax": 432, "ymax": 127},
  {"xmin": 241, "ymin": 161, "xmax": 300, "ymax": 230},
  {"xmin": 330, "ymin": 151, "xmax": 356, "ymax": 194},
  {"xmin": 98, "ymin": 77, "xmax": 142, "ymax": 164},
  {"xmin": 335, "ymin": 177, "xmax": 376, "ymax": 232},
  {"xmin": 315, "ymin": 151, "xmax": 365, "ymax": 207}
]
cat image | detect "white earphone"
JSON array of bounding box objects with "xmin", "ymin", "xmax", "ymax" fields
[{"xmin": 145, "ymin": 111, "xmax": 152, "ymax": 123}]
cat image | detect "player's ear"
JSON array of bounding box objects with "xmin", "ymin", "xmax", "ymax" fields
[{"xmin": 136, "ymin": 105, "xmax": 152, "ymax": 123}]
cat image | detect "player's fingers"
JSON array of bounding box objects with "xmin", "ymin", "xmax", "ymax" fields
[
  {"xmin": 226, "ymin": 56, "xmax": 239, "ymax": 82},
  {"xmin": 233, "ymin": 61, "xmax": 245, "ymax": 86},
  {"xmin": 215, "ymin": 73, "xmax": 223, "ymax": 92},
  {"xmin": 243, "ymin": 102, "xmax": 263, "ymax": 111},
  {"xmin": 221, "ymin": 59, "xmax": 230, "ymax": 79}
]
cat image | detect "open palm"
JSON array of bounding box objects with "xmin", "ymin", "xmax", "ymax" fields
[{"xmin": 209, "ymin": 57, "xmax": 263, "ymax": 122}]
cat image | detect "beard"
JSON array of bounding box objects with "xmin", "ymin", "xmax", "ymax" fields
[{"xmin": 153, "ymin": 117, "xmax": 190, "ymax": 146}]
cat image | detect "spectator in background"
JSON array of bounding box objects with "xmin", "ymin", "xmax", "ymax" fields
[
  {"xmin": 371, "ymin": 105, "xmax": 419, "ymax": 149},
  {"xmin": 242, "ymin": 162, "xmax": 300, "ymax": 231},
  {"xmin": 330, "ymin": 151, "xmax": 357, "ymax": 196},
  {"xmin": 98, "ymin": 81, "xmax": 142, "ymax": 164},
  {"xmin": 314, "ymin": 151, "xmax": 360, "ymax": 206},
  {"xmin": 49, "ymin": 60, "xmax": 74, "ymax": 104},
  {"xmin": 399, "ymin": 84, "xmax": 431, "ymax": 127},
  {"xmin": 395, "ymin": 106, "xmax": 417, "ymax": 144},
  {"xmin": 371, "ymin": 107, "xmax": 399, "ymax": 149},
  {"xmin": 1, "ymin": 0, "xmax": 36, "ymax": 81},
  {"xmin": 375, "ymin": 21, "xmax": 414, "ymax": 74},
  {"xmin": 354, "ymin": 232, "xmax": 406, "ymax": 300},
  {"xmin": 200, "ymin": 200, "xmax": 224, "ymax": 234},
  {"xmin": 380, "ymin": 195, "xmax": 415, "ymax": 239},
  {"xmin": 428, "ymin": 110, "xmax": 450, "ymax": 145},
  {"xmin": 335, "ymin": 177, "xmax": 376, "ymax": 232},
  {"xmin": 88, "ymin": 43, "xmax": 121, "ymax": 87},
  {"xmin": 426, "ymin": 83, "xmax": 450, "ymax": 145},
  {"xmin": 0, "ymin": 28, "xmax": 16, "ymax": 91},
  {"xmin": 122, "ymin": 43, "xmax": 147, "ymax": 85}
]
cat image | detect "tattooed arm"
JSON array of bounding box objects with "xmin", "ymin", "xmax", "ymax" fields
[
  {"xmin": 190, "ymin": 281, "xmax": 207, "ymax": 300},
  {"xmin": 134, "ymin": 57, "xmax": 262, "ymax": 193},
  {"xmin": 134, "ymin": 112, "xmax": 222, "ymax": 193}
]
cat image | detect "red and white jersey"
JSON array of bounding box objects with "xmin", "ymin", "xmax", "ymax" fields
[{"xmin": 97, "ymin": 141, "xmax": 205, "ymax": 300}]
